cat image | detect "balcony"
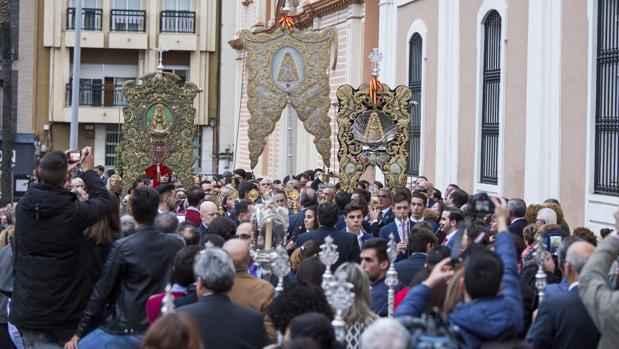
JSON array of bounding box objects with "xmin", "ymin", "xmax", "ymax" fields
[
  {"xmin": 111, "ymin": 9, "xmax": 146, "ymax": 32},
  {"xmin": 66, "ymin": 8, "xmax": 103, "ymax": 31},
  {"xmin": 160, "ymin": 10, "xmax": 195, "ymax": 33},
  {"xmin": 65, "ymin": 82, "xmax": 127, "ymax": 107}
]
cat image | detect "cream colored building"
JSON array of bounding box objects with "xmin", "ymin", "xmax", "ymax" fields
[
  {"xmin": 38, "ymin": 0, "xmax": 219, "ymax": 173},
  {"xmin": 380, "ymin": 0, "xmax": 618, "ymax": 230},
  {"xmin": 0, "ymin": 0, "xmax": 38, "ymax": 200},
  {"xmin": 229, "ymin": 0, "xmax": 380, "ymax": 179}
]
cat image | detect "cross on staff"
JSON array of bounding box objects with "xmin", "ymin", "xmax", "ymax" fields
[
  {"xmin": 368, "ymin": 48, "xmax": 383, "ymax": 78},
  {"xmin": 152, "ymin": 46, "xmax": 168, "ymax": 74}
]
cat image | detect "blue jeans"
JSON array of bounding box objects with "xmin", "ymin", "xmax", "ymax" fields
[
  {"xmin": 20, "ymin": 328, "xmax": 74, "ymax": 349},
  {"xmin": 78, "ymin": 328, "xmax": 143, "ymax": 349}
]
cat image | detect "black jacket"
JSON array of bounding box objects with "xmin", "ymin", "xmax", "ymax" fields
[
  {"xmin": 10, "ymin": 170, "xmax": 113, "ymax": 330},
  {"xmin": 74, "ymin": 225, "xmax": 184, "ymax": 337},
  {"xmin": 508, "ymin": 218, "xmax": 528, "ymax": 238},
  {"xmin": 394, "ymin": 252, "xmax": 427, "ymax": 286},
  {"xmin": 296, "ymin": 226, "xmax": 360, "ymax": 270},
  {"xmin": 526, "ymin": 286, "xmax": 600, "ymax": 348},
  {"xmin": 178, "ymin": 294, "xmax": 269, "ymax": 349}
]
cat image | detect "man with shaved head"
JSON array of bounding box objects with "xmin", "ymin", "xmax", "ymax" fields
[
  {"xmin": 224, "ymin": 239, "xmax": 276, "ymax": 341},
  {"xmin": 527, "ymin": 241, "xmax": 599, "ymax": 348},
  {"xmin": 199, "ymin": 201, "xmax": 219, "ymax": 239}
]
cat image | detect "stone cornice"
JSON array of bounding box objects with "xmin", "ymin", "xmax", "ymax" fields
[
  {"xmin": 296, "ymin": 0, "xmax": 364, "ymax": 29},
  {"xmin": 228, "ymin": 0, "xmax": 362, "ymax": 50}
]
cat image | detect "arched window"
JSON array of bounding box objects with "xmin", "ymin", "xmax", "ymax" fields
[
  {"xmin": 479, "ymin": 10, "xmax": 501, "ymax": 184},
  {"xmin": 408, "ymin": 33, "xmax": 423, "ymax": 176},
  {"xmin": 594, "ymin": 0, "xmax": 618, "ymax": 195}
]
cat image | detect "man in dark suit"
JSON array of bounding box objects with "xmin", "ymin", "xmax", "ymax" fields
[
  {"xmin": 409, "ymin": 191, "xmax": 439, "ymax": 232},
  {"xmin": 341, "ymin": 201, "xmax": 373, "ymax": 250},
  {"xmin": 178, "ymin": 247, "xmax": 270, "ymax": 349},
  {"xmin": 377, "ymin": 189, "xmax": 396, "ymax": 226},
  {"xmin": 296, "ymin": 202, "xmax": 360, "ymax": 270},
  {"xmin": 439, "ymin": 207, "xmax": 464, "ymax": 247},
  {"xmin": 507, "ymin": 198, "xmax": 527, "ymax": 238},
  {"xmin": 394, "ymin": 227, "xmax": 437, "ymax": 285},
  {"xmin": 526, "ymin": 241, "xmax": 599, "ymax": 349},
  {"xmin": 361, "ymin": 239, "xmax": 403, "ymax": 316},
  {"xmin": 379, "ymin": 190, "xmax": 414, "ymax": 261}
]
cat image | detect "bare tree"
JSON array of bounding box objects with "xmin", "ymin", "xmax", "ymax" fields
[{"xmin": 0, "ymin": 0, "xmax": 13, "ymax": 205}]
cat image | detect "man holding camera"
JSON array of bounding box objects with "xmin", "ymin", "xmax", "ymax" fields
[
  {"xmin": 10, "ymin": 148, "xmax": 114, "ymax": 348},
  {"xmin": 395, "ymin": 197, "xmax": 523, "ymax": 348}
]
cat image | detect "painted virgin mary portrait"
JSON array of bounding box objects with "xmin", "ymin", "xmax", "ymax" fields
[
  {"xmin": 146, "ymin": 103, "xmax": 173, "ymax": 137},
  {"xmin": 352, "ymin": 110, "xmax": 397, "ymax": 151}
]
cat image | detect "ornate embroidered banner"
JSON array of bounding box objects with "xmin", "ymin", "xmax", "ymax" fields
[
  {"xmin": 239, "ymin": 27, "xmax": 335, "ymax": 169},
  {"xmin": 119, "ymin": 72, "xmax": 199, "ymax": 189}
]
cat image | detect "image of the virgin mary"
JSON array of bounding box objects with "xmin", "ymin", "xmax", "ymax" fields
[{"xmin": 149, "ymin": 103, "xmax": 171, "ymax": 136}]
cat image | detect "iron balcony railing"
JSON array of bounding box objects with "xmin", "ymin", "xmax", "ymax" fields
[
  {"xmin": 65, "ymin": 83, "xmax": 127, "ymax": 107},
  {"xmin": 66, "ymin": 7, "xmax": 103, "ymax": 31},
  {"xmin": 111, "ymin": 9, "xmax": 146, "ymax": 32},
  {"xmin": 160, "ymin": 10, "xmax": 195, "ymax": 33}
]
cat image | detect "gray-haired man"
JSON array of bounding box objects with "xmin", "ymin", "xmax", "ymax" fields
[{"xmin": 178, "ymin": 247, "xmax": 270, "ymax": 348}]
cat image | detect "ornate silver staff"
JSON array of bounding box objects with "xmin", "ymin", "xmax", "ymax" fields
[
  {"xmin": 271, "ymin": 244, "xmax": 291, "ymax": 295},
  {"xmin": 251, "ymin": 200, "xmax": 289, "ymax": 281},
  {"xmin": 160, "ymin": 283, "xmax": 176, "ymax": 315},
  {"xmin": 326, "ymin": 271, "xmax": 355, "ymax": 343},
  {"xmin": 385, "ymin": 233, "xmax": 399, "ymax": 317},
  {"xmin": 320, "ymin": 235, "xmax": 339, "ymax": 293},
  {"xmin": 534, "ymin": 236, "xmax": 548, "ymax": 304}
]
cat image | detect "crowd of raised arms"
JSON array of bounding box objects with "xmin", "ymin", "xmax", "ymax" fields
[{"xmin": 1, "ymin": 146, "xmax": 618, "ymax": 349}]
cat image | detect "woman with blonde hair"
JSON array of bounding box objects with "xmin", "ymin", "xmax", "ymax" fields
[
  {"xmin": 142, "ymin": 313, "xmax": 204, "ymax": 349},
  {"xmin": 334, "ymin": 262, "xmax": 378, "ymax": 349}
]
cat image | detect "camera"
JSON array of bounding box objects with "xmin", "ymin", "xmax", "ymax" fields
[{"xmin": 468, "ymin": 192, "xmax": 495, "ymax": 216}]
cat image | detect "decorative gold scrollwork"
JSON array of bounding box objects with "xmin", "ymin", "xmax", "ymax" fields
[
  {"xmin": 119, "ymin": 72, "xmax": 199, "ymax": 191},
  {"xmin": 336, "ymin": 83, "xmax": 412, "ymax": 193}
]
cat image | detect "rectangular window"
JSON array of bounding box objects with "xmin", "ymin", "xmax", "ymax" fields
[
  {"xmin": 67, "ymin": 1, "xmax": 102, "ymax": 31},
  {"xmin": 163, "ymin": 67, "xmax": 189, "ymax": 82},
  {"xmin": 161, "ymin": 0, "xmax": 194, "ymax": 33},
  {"xmin": 164, "ymin": 0, "xmax": 191, "ymax": 11},
  {"xmin": 593, "ymin": 0, "xmax": 619, "ymax": 196},
  {"xmin": 407, "ymin": 33, "xmax": 423, "ymax": 176},
  {"xmin": 111, "ymin": 0, "xmax": 145, "ymax": 32},
  {"xmin": 67, "ymin": 77, "xmax": 134, "ymax": 107},
  {"xmin": 105, "ymin": 124, "xmax": 120, "ymax": 167},
  {"xmin": 479, "ymin": 11, "xmax": 502, "ymax": 185},
  {"xmin": 113, "ymin": 0, "xmax": 141, "ymax": 9}
]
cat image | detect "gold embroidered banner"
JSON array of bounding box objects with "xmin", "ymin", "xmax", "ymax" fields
[
  {"xmin": 336, "ymin": 83, "xmax": 412, "ymax": 192},
  {"xmin": 239, "ymin": 27, "xmax": 335, "ymax": 169},
  {"xmin": 119, "ymin": 72, "xmax": 199, "ymax": 189}
]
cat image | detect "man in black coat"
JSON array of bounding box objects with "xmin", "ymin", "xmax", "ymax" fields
[
  {"xmin": 507, "ymin": 198, "xmax": 527, "ymax": 238},
  {"xmin": 394, "ymin": 227, "xmax": 436, "ymax": 285},
  {"xmin": 178, "ymin": 246, "xmax": 269, "ymax": 349},
  {"xmin": 526, "ymin": 241, "xmax": 599, "ymax": 349},
  {"xmin": 11, "ymin": 148, "xmax": 113, "ymax": 347},
  {"xmin": 66, "ymin": 187, "xmax": 184, "ymax": 349},
  {"xmin": 296, "ymin": 202, "xmax": 360, "ymax": 270}
]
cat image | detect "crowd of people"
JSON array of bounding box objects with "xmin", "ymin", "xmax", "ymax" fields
[{"xmin": 0, "ymin": 146, "xmax": 619, "ymax": 349}]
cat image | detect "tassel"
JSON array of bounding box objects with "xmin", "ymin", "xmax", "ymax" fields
[
  {"xmin": 369, "ymin": 77, "xmax": 384, "ymax": 105},
  {"xmin": 278, "ymin": 14, "xmax": 295, "ymax": 29}
]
